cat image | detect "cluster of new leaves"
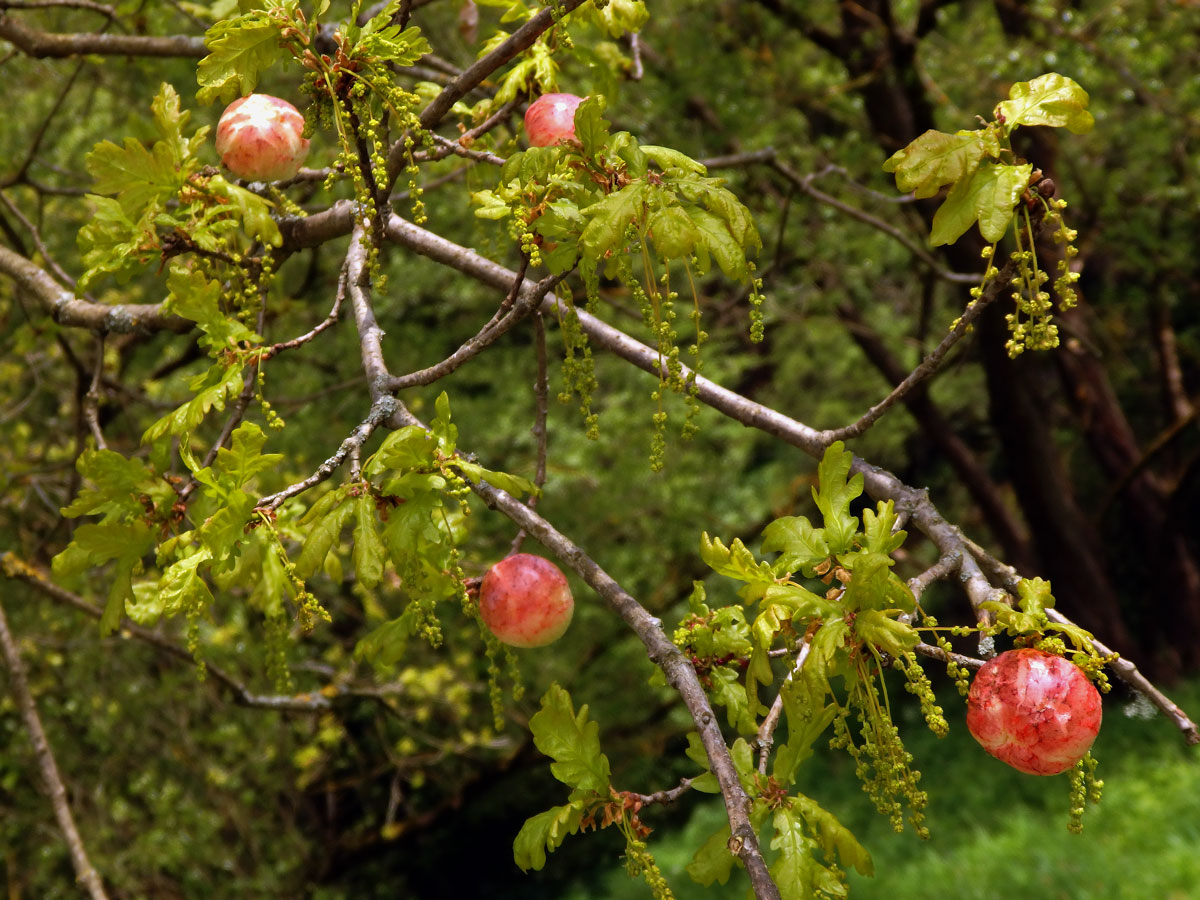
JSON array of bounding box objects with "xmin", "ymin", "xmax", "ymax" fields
[
  {"xmin": 474, "ymin": 96, "xmax": 761, "ymax": 282},
  {"xmin": 981, "ymin": 577, "xmax": 1115, "ymax": 691},
  {"xmin": 78, "ymin": 84, "xmax": 280, "ymax": 292},
  {"xmin": 53, "ymin": 420, "xmax": 281, "ymax": 636},
  {"xmin": 883, "ymin": 73, "xmax": 1092, "ymax": 355},
  {"xmin": 52, "ymin": 378, "xmax": 537, "ymax": 682},
  {"xmin": 882, "ymin": 73, "xmax": 1092, "ymax": 247},
  {"xmin": 474, "ymin": 96, "xmax": 762, "ymax": 460},
  {"xmin": 351, "ymin": 394, "xmax": 539, "ymax": 665},
  {"xmin": 679, "ymin": 442, "xmax": 932, "ymax": 895},
  {"xmin": 514, "ymin": 444, "xmax": 928, "ymax": 897},
  {"xmin": 513, "ymin": 684, "xmax": 675, "ymax": 899},
  {"xmin": 197, "ymin": 1, "xmax": 429, "ymax": 106},
  {"xmin": 200, "ymin": 1, "xmax": 434, "ymax": 237},
  {"xmin": 473, "ymin": 0, "xmax": 647, "ymax": 107}
]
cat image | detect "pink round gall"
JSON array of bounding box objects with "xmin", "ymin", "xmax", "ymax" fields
[
  {"xmin": 479, "ymin": 553, "xmax": 574, "ymax": 648},
  {"xmin": 524, "ymin": 93, "xmax": 585, "ymax": 148},
  {"xmin": 966, "ymin": 648, "xmax": 1102, "ymax": 775},
  {"xmin": 216, "ymin": 93, "xmax": 310, "ymax": 182}
]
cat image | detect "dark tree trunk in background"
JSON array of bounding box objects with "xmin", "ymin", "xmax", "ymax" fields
[{"xmin": 760, "ymin": 0, "xmax": 1200, "ymax": 675}]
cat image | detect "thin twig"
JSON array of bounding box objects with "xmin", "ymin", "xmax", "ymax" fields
[
  {"xmin": 82, "ymin": 333, "xmax": 106, "ymax": 450},
  {"xmin": 817, "ymin": 228, "xmax": 1040, "ymax": 444},
  {"xmin": 384, "ymin": 270, "xmax": 567, "ymax": 391},
  {"xmin": 260, "ymin": 268, "xmax": 347, "ymax": 361},
  {"xmin": 911, "ymin": 641, "xmax": 985, "ymax": 672},
  {"xmin": 627, "ymin": 32, "xmax": 643, "ymax": 80},
  {"xmin": 624, "ymin": 776, "xmax": 697, "ymax": 808},
  {"xmin": 0, "ymin": 592, "xmax": 110, "ymax": 900},
  {"xmin": 0, "ymin": 0, "xmax": 114, "ymax": 13},
  {"xmin": 771, "ymin": 159, "xmax": 978, "ymax": 283},
  {"xmin": 255, "ymin": 397, "xmax": 397, "ymax": 511},
  {"xmin": 698, "ymin": 148, "xmax": 778, "ymax": 170},
  {"xmin": 2, "ymin": 56, "xmax": 87, "ymax": 187},
  {"xmin": 0, "ymin": 188, "xmax": 78, "ymax": 287},
  {"xmin": 907, "ymin": 551, "xmax": 963, "ymax": 602},
  {"xmin": 418, "ymin": 133, "xmax": 506, "ymax": 166},
  {"xmin": 757, "ymin": 636, "xmax": 812, "ymax": 773}
]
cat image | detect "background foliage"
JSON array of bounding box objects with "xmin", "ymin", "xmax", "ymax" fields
[{"xmin": 1, "ymin": 0, "xmax": 1197, "ymax": 897}]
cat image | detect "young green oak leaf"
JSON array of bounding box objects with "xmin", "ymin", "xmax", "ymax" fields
[
  {"xmin": 682, "ymin": 731, "xmax": 721, "ymax": 794},
  {"xmin": 995, "ymin": 72, "xmax": 1094, "ymax": 135},
  {"xmin": 157, "ymin": 549, "xmax": 216, "ymax": 617},
  {"xmin": 513, "ymin": 685, "xmax": 612, "ymax": 873},
  {"xmin": 51, "ymin": 522, "xmax": 155, "ymax": 634},
  {"xmin": 352, "ymin": 493, "xmax": 386, "ymax": 590},
  {"xmin": 529, "ymin": 683, "xmax": 612, "ymax": 793},
  {"xmin": 812, "ymin": 441, "xmax": 863, "ymax": 555},
  {"xmin": 196, "ymin": 11, "xmax": 286, "ymax": 105},
  {"xmin": 208, "ymin": 421, "xmax": 284, "ymax": 492},
  {"xmin": 354, "ymin": 605, "xmax": 425, "ymax": 668},
  {"xmin": 165, "ymin": 267, "xmax": 261, "ymax": 352},
  {"xmin": 769, "ymin": 806, "xmax": 849, "ymax": 900},
  {"xmin": 430, "ymin": 392, "xmax": 458, "ymax": 454},
  {"xmin": 839, "ymin": 551, "xmax": 915, "ymax": 615},
  {"xmin": 142, "ymin": 363, "xmax": 245, "ymax": 443},
  {"xmin": 882, "ymin": 73, "xmax": 1090, "ymax": 249},
  {"xmin": 60, "ymin": 450, "xmax": 171, "ymax": 523},
  {"xmin": 513, "ymin": 803, "xmax": 585, "ymax": 872},
  {"xmin": 861, "ymin": 500, "xmax": 906, "ymax": 555},
  {"xmin": 573, "ymin": 95, "xmax": 611, "ymax": 160},
  {"xmin": 761, "ymin": 515, "xmax": 829, "ymax": 577},
  {"xmin": 929, "ymin": 161, "xmax": 1032, "ymax": 247},
  {"xmin": 699, "ymin": 532, "xmax": 776, "ymax": 589},
  {"xmin": 686, "ymin": 823, "xmax": 736, "ymax": 887},
  {"xmin": 982, "ymin": 576, "xmax": 1099, "ymax": 652},
  {"xmin": 881, "ymin": 129, "xmax": 992, "ymax": 200},
  {"xmin": 583, "ymin": 0, "xmax": 649, "ymax": 38},
  {"xmin": 455, "ymin": 461, "xmax": 539, "ymax": 498},
  {"xmin": 294, "ymin": 491, "xmax": 355, "ymax": 580},
  {"xmin": 774, "ymin": 676, "xmax": 838, "ymax": 784},
  {"xmin": 790, "ymin": 794, "xmax": 874, "ymax": 877},
  {"xmin": 86, "ymin": 84, "xmax": 203, "ymax": 211}
]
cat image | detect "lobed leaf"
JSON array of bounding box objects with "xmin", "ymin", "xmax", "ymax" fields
[
  {"xmin": 61, "ymin": 450, "xmax": 163, "ymax": 522},
  {"xmin": 196, "ymin": 12, "xmax": 284, "ymax": 105},
  {"xmin": 165, "ymin": 267, "xmax": 260, "ymax": 351},
  {"xmin": 761, "ymin": 515, "xmax": 829, "ymax": 576},
  {"xmin": 995, "ymin": 72, "xmax": 1094, "ymax": 135},
  {"xmin": 529, "ymin": 684, "xmax": 611, "ymax": 793},
  {"xmin": 686, "ymin": 824, "xmax": 735, "ymax": 887},
  {"xmin": 861, "ymin": 501, "xmax": 906, "ymax": 555},
  {"xmin": 769, "ymin": 806, "xmax": 842, "ymax": 900},
  {"xmin": 699, "ymin": 533, "xmax": 775, "ymax": 587},
  {"xmin": 294, "ymin": 495, "xmax": 355, "ymax": 580},
  {"xmin": 513, "ymin": 803, "xmax": 584, "ymax": 872},
  {"xmin": 812, "ymin": 442, "xmax": 862, "ymax": 555},
  {"xmin": 929, "ymin": 161, "xmax": 1031, "ymax": 247},
  {"xmin": 352, "ymin": 494, "xmax": 387, "ymax": 590},
  {"xmin": 882, "ymin": 129, "xmax": 989, "ymax": 199},
  {"xmin": 142, "ymin": 363, "xmax": 245, "ymax": 443},
  {"xmin": 792, "ymin": 794, "xmax": 874, "ymax": 876},
  {"xmin": 158, "ymin": 549, "xmax": 215, "ymax": 617}
]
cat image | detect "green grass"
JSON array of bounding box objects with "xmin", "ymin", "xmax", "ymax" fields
[{"xmin": 559, "ymin": 678, "xmax": 1200, "ymax": 900}]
